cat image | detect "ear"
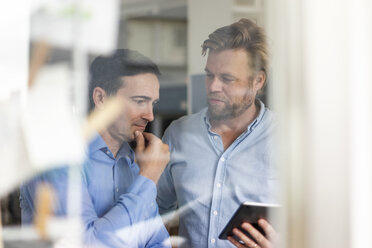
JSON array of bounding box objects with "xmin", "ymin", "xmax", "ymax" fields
[
  {"xmin": 92, "ymin": 87, "xmax": 107, "ymax": 110},
  {"xmin": 253, "ymin": 71, "xmax": 266, "ymax": 91}
]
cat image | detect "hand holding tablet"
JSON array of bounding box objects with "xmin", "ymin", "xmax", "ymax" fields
[{"xmin": 219, "ymin": 202, "xmax": 280, "ymax": 248}]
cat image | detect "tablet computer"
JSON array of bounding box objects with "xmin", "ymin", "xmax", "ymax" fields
[{"xmin": 219, "ymin": 201, "xmax": 280, "ymax": 241}]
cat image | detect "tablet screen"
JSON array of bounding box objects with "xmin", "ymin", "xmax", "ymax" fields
[{"xmin": 219, "ymin": 201, "xmax": 280, "ymax": 241}]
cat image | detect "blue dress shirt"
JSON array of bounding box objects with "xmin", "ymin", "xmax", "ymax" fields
[
  {"xmin": 157, "ymin": 100, "xmax": 279, "ymax": 248},
  {"xmin": 20, "ymin": 134, "xmax": 171, "ymax": 248}
]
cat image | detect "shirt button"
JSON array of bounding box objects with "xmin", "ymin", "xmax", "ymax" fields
[
  {"xmin": 211, "ymin": 238, "xmax": 216, "ymax": 244},
  {"xmin": 221, "ymin": 157, "xmax": 225, "ymax": 162},
  {"xmin": 213, "ymin": 210, "xmax": 218, "ymax": 216},
  {"xmin": 213, "ymin": 136, "xmax": 218, "ymax": 140},
  {"xmin": 217, "ymin": 183, "xmax": 221, "ymax": 188},
  {"xmin": 106, "ymin": 151, "xmax": 110, "ymax": 155},
  {"xmin": 116, "ymin": 188, "xmax": 119, "ymax": 192}
]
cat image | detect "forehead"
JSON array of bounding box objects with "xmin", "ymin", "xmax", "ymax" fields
[
  {"xmin": 206, "ymin": 49, "xmax": 252, "ymax": 74},
  {"xmin": 117, "ymin": 73, "xmax": 159, "ymax": 98}
]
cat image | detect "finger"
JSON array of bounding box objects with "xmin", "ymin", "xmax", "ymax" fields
[
  {"xmin": 162, "ymin": 144, "xmax": 170, "ymax": 152},
  {"xmin": 258, "ymin": 219, "xmax": 276, "ymax": 240},
  {"xmin": 227, "ymin": 236, "xmax": 246, "ymax": 248},
  {"xmin": 144, "ymin": 132, "xmax": 164, "ymax": 147},
  {"xmin": 142, "ymin": 132, "xmax": 155, "ymax": 139},
  {"xmin": 135, "ymin": 131, "xmax": 145, "ymax": 152},
  {"xmin": 241, "ymin": 223, "xmax": 270, "ymax": 248},
  {"xmin": 141, "ymin": 132, "xmax": 157, "ymax": 143},
  {"xmin": 232, "ymin": 227, "xmax": 259, "ymax": 248}
]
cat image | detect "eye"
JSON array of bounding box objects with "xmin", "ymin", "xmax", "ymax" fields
[
  {"xmin": 134, "ymin": 100, "xmax": 146, "ymax": 106},
  {"xmin": 206, "ymin": 73, "xmax": 214, "ymax": 80},
  {"xmin": 222, "ymin": 76, "xmax": 234, "ymax": 83}
]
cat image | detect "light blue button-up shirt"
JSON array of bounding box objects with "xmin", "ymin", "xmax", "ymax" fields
[
  {"xmin": 20, "ymin": 134, "xmax": 171, "ymax": 248},
  {"xmin": 157, "ymin": 100, "xmax": 279, "ymax": 248}
]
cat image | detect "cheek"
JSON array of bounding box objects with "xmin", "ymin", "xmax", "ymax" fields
[
  {"xmin": 235, "ymin": 85, "xmax": 254, "ymax": 97},
  {"xmin": 113, "ymin": 108, "xmax": 132, "ymax": 128},
  {"xmin": 125, "ymin": 108, "xmax": 144, "ymax": 124},
  {"xmin": 114, "ymin": 114, "xmax": 129, "ymax": 130},
  {"xmin": 223, "ymin": 88, "xmax": 237, "ymax": 99},
  {"xmin": 120, "ymin": 102, "xmax": 138, "ymax": 120},
  {"xmin": 227, "ymin": 87, "xmax": 251, "ymax": 103}
]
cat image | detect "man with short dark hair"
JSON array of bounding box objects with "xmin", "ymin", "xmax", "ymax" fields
[
  {"xmin": 157, "ymin": 19, "xmax": 279, "ymax": 248},
  {"xmin": 21, "ymin": 49, "xmax": 171, "ymax": 247}
]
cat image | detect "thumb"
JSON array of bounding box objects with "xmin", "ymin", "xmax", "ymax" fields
[
  {"xmin": 135, "ymin": 131, "xmax": 145, "ymax": 152},
  {"xmin": 142, "ymin": 132, "xmax": 160, "ymax": 145}
]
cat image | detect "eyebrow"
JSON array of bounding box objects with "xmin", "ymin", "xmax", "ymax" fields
[
  {"xmin": 221, "ymin": 73, "xmax": 236, "ymax": 79},
  {"xmin": 130, "ymin": 96, "xmax": 159, "ymax": 103},
  {"xmin": 204, "ymin": 68, "xmax": 235, "ymax": 79}
]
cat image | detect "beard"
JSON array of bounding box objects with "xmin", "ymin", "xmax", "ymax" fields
[{"xmin": 208, "ymin": 93, "xmax": 255, "ymax": 121}]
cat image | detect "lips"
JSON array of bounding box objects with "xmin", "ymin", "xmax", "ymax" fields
[
  {"xmin": 208, "ymin": 98, "xmax": 225, "ymax": 104},
  {"xmin": 207, "ymin": 93, "xmax": 226, "ymax": 103},
  {"xmin": 133, "ymin": 123, "xmax": 147, "ymax": 131}
]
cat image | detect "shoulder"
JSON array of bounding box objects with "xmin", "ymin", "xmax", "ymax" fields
[
  {"xmin": 261, "ymin": 106, "xmax": 275, "ymax": 121},
  {"xmin": 261, "ymin": 107, "xmax": 277, "ymax": 130},
  {"xmin": 166, "ymin": 108, "xmax": 207, "ymax": 133},
  {"xmin": 162, "ymin": 108, "xmax": 207, "ymax": 145}
]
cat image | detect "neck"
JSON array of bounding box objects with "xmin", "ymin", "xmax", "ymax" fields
[
  {"xmin": 211, "ymin": 101, "xmax": 260, "ymax": 134},
  {"xmin": 98, "ymin": 129, "xmax": 123, "ymax": 158},
  {"xmin": 210, "ymin": 101, "xmax": 260, "ymax": 150}
]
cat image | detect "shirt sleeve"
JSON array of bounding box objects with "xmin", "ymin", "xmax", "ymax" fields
[
  {"xmin": 20, "ymin": 166, "xmax": 170, "ymax": 248},
  {"xmin": 80, "ymin": 168, "xmax": 170, "ymax": 248},
  {"xmin": 20, "ymin": 166, "xmax": 69, "ymax": 224},
  {"xmin": 156, "ymin": 125, "xmax": 178, "ymax": 215}
]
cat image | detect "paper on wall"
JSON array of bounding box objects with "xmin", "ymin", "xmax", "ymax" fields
[
  {"xmin": 21, "ymin": 63, "xmax": 85, "ymax": 170},
  {"xmin": 30, "ymin": 0, "xmax": 119, "ymax": 54},
  {"xmin": 0, "ymin": 95, "xmax": 33, "ymax": 197}
]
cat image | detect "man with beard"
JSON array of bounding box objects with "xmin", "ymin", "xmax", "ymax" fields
[
  {"xmin": 157, "ymin": 19, "xmax": 279, "ymax": 248},
  {"xmin": 20, "ymin": 49, "xmax": 171, "ymax": 247}
]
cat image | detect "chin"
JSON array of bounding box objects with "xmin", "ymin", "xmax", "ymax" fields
[
  {"xmin": 128, "ymin": 134, "xmax": 135, "ymax": 141},
  {"xmin": 121, "ymin": 131, "xmax": 135, "ymax": 142},
  {"xmin": 129, "ymin": 129, "xmax": 143, "ymax": 140},
  {"xmin": 134, "ymin": 126, "xmax": 146, "ymax": 132}
]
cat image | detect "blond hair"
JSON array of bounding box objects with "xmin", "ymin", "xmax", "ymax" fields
[{"xmin": 201, "ymin": 19, "xmax": 269, "ymax": 84}]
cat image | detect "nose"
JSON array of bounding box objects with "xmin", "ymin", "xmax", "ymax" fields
[
  {"xmin": 206, "ymin": 77, "xmax": 223, "ymax": 93},
  {"xmin": 142, "ymin": 106, "xmax": 154, "ymax": 122}
]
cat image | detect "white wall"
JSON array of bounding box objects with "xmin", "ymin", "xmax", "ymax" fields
[
  {"xmin": 187, "ymin": 0, "xmax": 232, "ymax": 76},
  {"xmin": 267, "ymin": 0, "xmax": 372, "ymax": 247},
  {"xmin": 0, "ymin": 1, "xmax": 29, "ymax": 102}
]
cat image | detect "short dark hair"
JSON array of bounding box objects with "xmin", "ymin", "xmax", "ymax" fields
[
  {"xmin": 201, "ymin": 18, "xmax": 269, "ymax": 86},
  {"xmin": 88, "ymin": 49, "xmax": 160, "ymax": 113}
]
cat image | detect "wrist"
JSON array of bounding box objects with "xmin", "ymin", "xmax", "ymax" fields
[{"xmin": 139, "ymin": 171, "xmax": 159, "ymax": 184}]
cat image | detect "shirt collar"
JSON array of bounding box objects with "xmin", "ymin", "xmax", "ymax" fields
[
  {"xmin": 88, "ymin": 132, "xmax": 107, "ymax": 154},
  {"xmin": 204, "ymin": 98, "xmax": 267, "ymax": 133},
  {"xmin": 87, "ymin": 132, "xmax": 135, "ymax": 163},
  {"xmin": 249, "ymin": 99, "xmax": 266, "ymax": 131},
  {"xmin": 117, "ymin": 141, "xmax": 135, "ymax": 163}
]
